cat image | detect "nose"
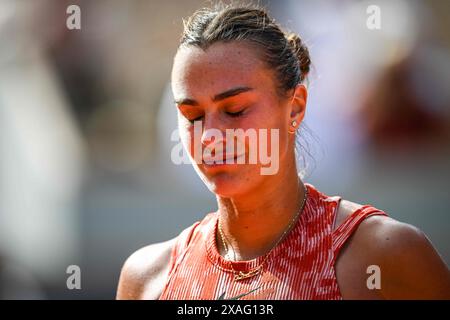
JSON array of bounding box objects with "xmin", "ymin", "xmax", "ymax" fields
[{"xmin": 200, "ymin": 113, "xmax": 225, "ymax": 147}]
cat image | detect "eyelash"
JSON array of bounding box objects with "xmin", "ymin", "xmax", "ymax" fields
[
  {"xmin": 227, "ymin": 110, "xmax": 245, "ymax": 117},
  {"xmin": 188, "ymin": 109, "xmax": 245, "ymax": 123}
]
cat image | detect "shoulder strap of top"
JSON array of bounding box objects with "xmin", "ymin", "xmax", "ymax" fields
[
  {"xmin": 160, "ymin": 213, "xmax": 216, "ymax": 299},
  {"xmin": 164, "ymin": 212, "xmax": 216, "ymax": 281},
  {"xmin": 332, "ymin": 205, "xmax": 388, "ymax": 260},
  {"xmin": 166, "ymin": 220, "xmax": 201, "ymax": 278},
  {"xmin": 159, "ymin": 220, "xmax": 201, "ymax": 300}
]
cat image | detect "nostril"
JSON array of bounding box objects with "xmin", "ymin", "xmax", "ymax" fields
[{"xmin": 201, "ymin": 127, "xmax": 224, "ymax": 147}]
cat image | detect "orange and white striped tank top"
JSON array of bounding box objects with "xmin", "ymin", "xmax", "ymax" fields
[{"xmin": 159, "ymin": 183, "xmax": 388, "ymax": 300}]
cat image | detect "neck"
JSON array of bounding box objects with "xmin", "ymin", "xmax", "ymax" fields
[{"xmin": 216, "ymin": 154, "xmax": 306, "ymax": 261}]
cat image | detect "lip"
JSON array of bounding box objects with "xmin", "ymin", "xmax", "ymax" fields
[{"xmin": 202, "ymin": 154, "xmax": 245, "ymax": 167}]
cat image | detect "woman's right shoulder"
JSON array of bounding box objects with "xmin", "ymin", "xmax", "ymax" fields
[
  {"xmin": 116, "ymin": 237, "xmax": 177, "ymax": 300},
  {"xmin": 115, "ymin": 216, "xmax": 210, "ymax": 300}
]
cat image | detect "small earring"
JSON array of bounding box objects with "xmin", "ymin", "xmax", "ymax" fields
[{"xmin": 289, "ymin": 121, "xmax": 297, "ymax": 134}]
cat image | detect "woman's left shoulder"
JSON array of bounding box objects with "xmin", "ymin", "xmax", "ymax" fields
[
  {"xmin": 337, "ymin": 199, "xmax": 431, "ymax": 256},
  {"xmin": 336, "ymin": 199, "xmax": 450, "ymax": 299}
]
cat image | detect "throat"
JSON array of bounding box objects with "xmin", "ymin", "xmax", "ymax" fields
[{"xmin": 216, "ymin": 182, "xmax": 307, "ymax": 262}]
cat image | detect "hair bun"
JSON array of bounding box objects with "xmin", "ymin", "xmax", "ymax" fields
[{"xmin": 286, "ymin": 33, "xmax": 311, "ymax": 82}]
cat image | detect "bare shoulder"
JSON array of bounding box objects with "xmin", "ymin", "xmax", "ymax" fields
[
  {"xmin": 335, "ymin": 199, "xmax": 425, "ymax": 247},
  {"xmin": 337, "ymin": 199, "xmax": 443, "ymax": 265},
  {"xmin": 335, "ymin": 199, "xmax": 450, "ymax": 299},
  {"xmin": 116, "ymin": 237, "xmax": 176, "ymax": 300}
]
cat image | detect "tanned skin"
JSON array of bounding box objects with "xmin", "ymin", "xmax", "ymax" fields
[{"xmin": 117, "ymin": 42, "xmax": 450, "ymax": 300}]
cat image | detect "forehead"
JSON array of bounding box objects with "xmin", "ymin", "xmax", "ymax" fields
[{"xmin": 171, "ymin": 41, "xmax": 275, "ymax": 100}]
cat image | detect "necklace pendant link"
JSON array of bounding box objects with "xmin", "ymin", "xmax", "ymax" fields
[{"xmin": 234, "ymin": 269, "xmax": 260, "ymax": 281}]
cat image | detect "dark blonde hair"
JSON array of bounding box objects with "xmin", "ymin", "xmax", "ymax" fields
[{"xmin": 179, "ymin": 3, "xmax": 311, "ymax": 97}]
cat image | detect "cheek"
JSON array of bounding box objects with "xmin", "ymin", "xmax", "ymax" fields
[
  {"xmin": 249, "ymin": 103, "xmax": 290, "ymax": 156},
  {"xmin": 183, "ymin": 128, "xmax": 196, "ymax": 157},
  {"xmin": 177, "ymin": 117, "xmax": 194, "ymax": 154}
]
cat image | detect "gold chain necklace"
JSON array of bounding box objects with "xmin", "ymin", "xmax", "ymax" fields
[{"xmin": 217, "ymin": 182, "xmax": 308, "ymax": 281}]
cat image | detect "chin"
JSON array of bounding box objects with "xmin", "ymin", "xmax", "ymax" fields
[
  {"xmin": 199, "ymin": 168, "xmax": 258, "ymax": 198},
  {"xmin": 209, "ymin": 182, "xmax": 243, "ymax": 198}
]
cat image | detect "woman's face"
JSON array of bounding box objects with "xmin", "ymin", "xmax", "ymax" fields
[{"xmin": 171, "ymin": 41, "xmax": 295, "ymax": 197}]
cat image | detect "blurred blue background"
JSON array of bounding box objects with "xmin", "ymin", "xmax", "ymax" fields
[{"xmin": 0, "ymin": 0, "xmax": 449, "ymax": 299}]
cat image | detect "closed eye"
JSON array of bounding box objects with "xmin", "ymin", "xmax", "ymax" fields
[
  {"xmin": 186, "ymin": 108, "xmax": 246, "ymax": 123},
  {"xmin": 188, "ymin": 115, "xmax": 203, "ymax": 123},
  {"xmin": 226, "ymin": 110, "xmax": 245, "ymax": 117}
]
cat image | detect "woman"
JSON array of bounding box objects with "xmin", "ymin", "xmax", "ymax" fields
[{"xmin": 116, "ymin": 5, "xmax": 450, "ymax": 300}]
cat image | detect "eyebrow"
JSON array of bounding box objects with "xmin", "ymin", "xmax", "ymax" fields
[{"xmin": 174, "ymin": 86, "xmax": 254, "ymax": 106}]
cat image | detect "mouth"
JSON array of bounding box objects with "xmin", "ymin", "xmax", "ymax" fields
[{"xmin": 202, "ymin": 153, "xmax": 245, "ymax": 167}]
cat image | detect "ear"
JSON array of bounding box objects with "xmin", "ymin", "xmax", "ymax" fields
[{"xmin": 289, "ymin": 84, "xmax": 308, "ymax": 131}]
